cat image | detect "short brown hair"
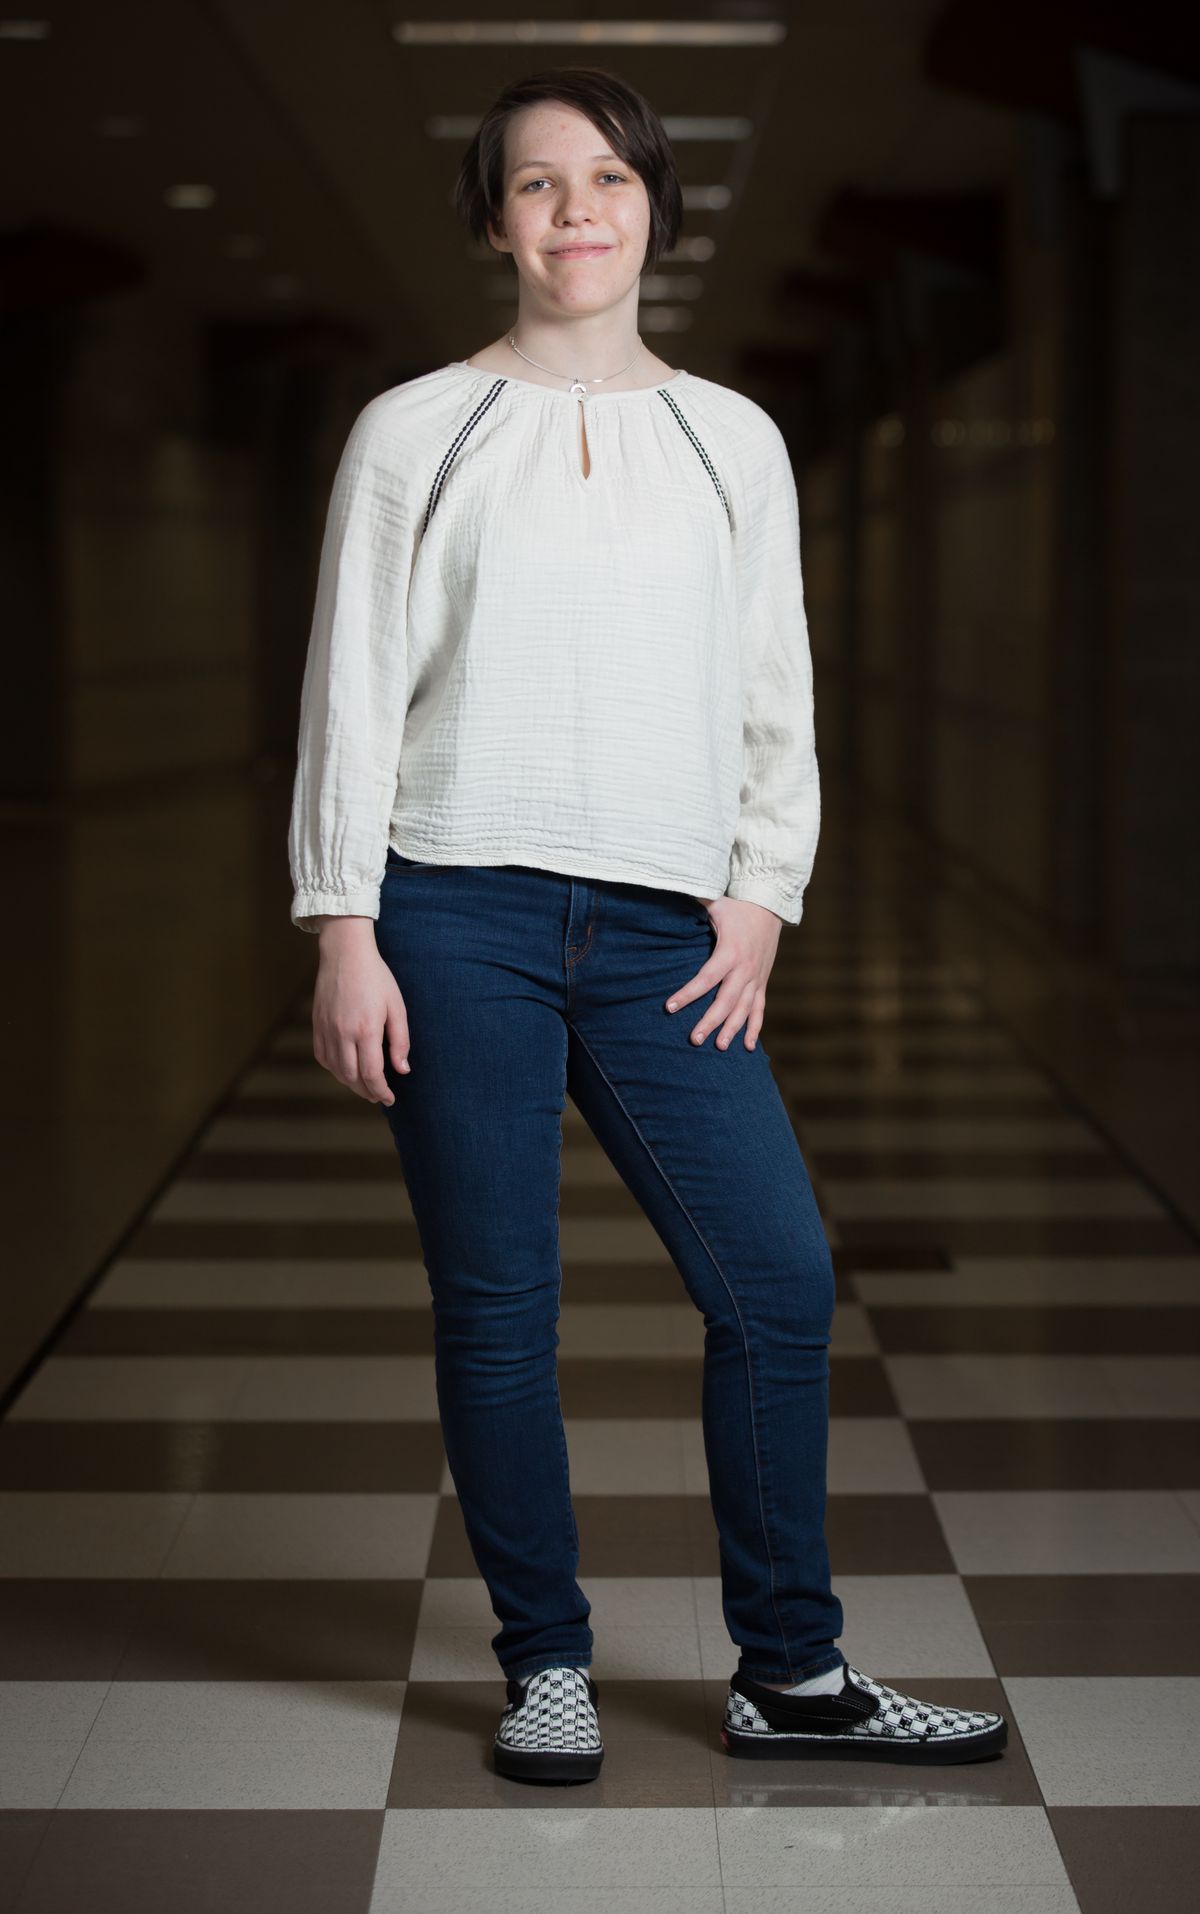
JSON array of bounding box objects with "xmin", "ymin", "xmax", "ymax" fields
[{"xmin": 453, "ymin": 66, "xmax": 684, "ymax": 276}]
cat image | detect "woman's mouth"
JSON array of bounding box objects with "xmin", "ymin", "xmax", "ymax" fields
[{"xmin": 547, "ymin": 245, "xmax": 612, "ymax": 259}]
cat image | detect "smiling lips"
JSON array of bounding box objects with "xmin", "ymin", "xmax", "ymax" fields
[{"xmin": 548, "ymin": 245, "xmax": 612, "ymax": 258}]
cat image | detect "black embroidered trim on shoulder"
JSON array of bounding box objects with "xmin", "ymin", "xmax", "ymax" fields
[
  {"xmin": 657, "ymin": 389, "xmax": 731, "ymax": 525},
  {"xmin": 421, "ymin": 378, "xmax": 508, "ymax": 535}
]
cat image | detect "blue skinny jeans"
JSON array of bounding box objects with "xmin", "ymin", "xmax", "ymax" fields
[{"xmin": 374, "ymin": 848, "xmax": 846, "ymax": 1686}]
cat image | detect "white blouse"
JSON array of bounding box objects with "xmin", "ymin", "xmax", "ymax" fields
[{"xmin": 288, "ymin": 360, "xmax": 820, "ymax": 932}]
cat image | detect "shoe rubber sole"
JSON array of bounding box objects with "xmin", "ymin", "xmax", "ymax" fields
[
  {"xmin": 493, "ymin": 1740, "xmax": 604, "ymax": 1782},
  {"xmin": 721, "ymin": 1719, "xmax": 1007, "ymax": 1763}
]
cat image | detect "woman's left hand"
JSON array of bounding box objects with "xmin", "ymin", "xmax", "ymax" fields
[{"xmin": 665, "ymin": 897, "xmax": 783, "ymax": 1051}]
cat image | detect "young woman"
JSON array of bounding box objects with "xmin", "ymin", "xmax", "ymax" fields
[{"xmin": 288, "ymin": 68, "xmax": 1008, "ymax": 1785}]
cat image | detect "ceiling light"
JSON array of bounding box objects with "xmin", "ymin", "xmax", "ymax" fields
[
  {"xmin": 394, "ymin": 20, "xmax": 784, "ymax": 46},
  {"xmin": 669, "ymin": 236, "xmax": 716, "ymax": 262},
  {"xmin": 164, "ymin": 184, "xmax": 216, "ymax": 209}
]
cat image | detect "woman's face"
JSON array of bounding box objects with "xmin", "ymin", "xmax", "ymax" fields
[{"xmin": 488, "ymin": 102, "xmax": 652, "ymax": 313}]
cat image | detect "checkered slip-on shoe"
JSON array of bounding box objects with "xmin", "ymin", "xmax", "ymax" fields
[
  {"xmin": 721, "ymin": 1663, "xmax": 1007, "ymax": 1764},
  {"xmin": 493, "ymin": 1665, "xmax": 604, "ymax": 1783}
]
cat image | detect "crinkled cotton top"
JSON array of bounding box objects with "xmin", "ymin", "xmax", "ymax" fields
[{"xmin": 287, "ymin": 360, "xmax": 820, "ymax": 932}]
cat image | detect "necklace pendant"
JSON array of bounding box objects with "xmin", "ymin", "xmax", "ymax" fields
[{"xmin": 568, "ymin": 378, "xmax": 588, "ymax": 400}]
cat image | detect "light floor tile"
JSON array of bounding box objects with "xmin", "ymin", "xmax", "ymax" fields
[
  {"xmin": 7, "ymin": 1357, "xmax": 251, "ymax": 1421},
  {"xmin": 776, "ymin": 991, "xmax": 988, "ymax": 1020},
  {"xmin": 769, "ymin": 1069, "xmax": 1050, "ymax": 1097},
  {"xmin": 560, "ymin": 1216, "xmax": 675, "ymax": 1260},
  {"xmin": 0, "ymin": 1492, "xmax": 192, "ymax": 1578},
  {"xmin": 160, "ymin": 1492, "xmax": 438, "ymax": 1579},
  {"xmin": 1101, "ymin": 1357, "xmax": 1200, "ymax": 1416},
  {"xmin": 722, "ymin": 1890, "xmax": 1080, "ymax": 1912},
  {"xmin": 776, "ymin": 1028, "xmax": 1018, "ymax": 1058},
  {"xmin": 1003, "ymin": 1676, "xmax": 1200, "ymax": 1804},
  {"xmin": 422, "ymin": 1628, "xmax": 705, "ymax": 1683},
  {"xmin": 800, "ymin": 1118, "xmax": 1098, "ymax": 1149},
  {"xmin": 933, "ymin": 1490, "xmax": 1200, "ymax": 1573},
  {"xmin": 785, "ymin": 963, "xmax": 983, "ymax": 987},
  {"xmin": 828, "ymin": 1181, "xmax": 1159, "ymax": 1219},
  {"xmin": 200, "ymin": 1114, "xmax": 396, "ymax": 1150},
  {"xmin": 886, "ymin": 1356, "xmax": 1124, "ymax": 1420},
  {"xmin": 56, "ymin": 1680, "xmax": 405, "ymax": 1809},
  {"xmin": 557, "ymin": 1303, "xmax": 875, "ymax": 1359},
  {"xmin": 238, "ymin": 1068, "xmax": 348, "ymax": 1098},
  {"xmin": 371, "ymin": 1807, "xmax": 721, "ymax": 1890},
  {"xmin": 235, "ymin": 1356, "xmax": 438, "ymax": 1420},
  {"xmin": 558, "ymin": 1307, "xmax": 704, "ymax": 1360},
  {"xmin": 149, "ymin": 1181, "xmax": 412, "ymax": 1223},
  {"xmin": 369, "ymin": 1893, "xmax": 725, "ymax": 1914},
  {"xmin": 0, "ymin": 1682, "xmax": 111, "ymax": 1808},
  {"xmin": 91, "ymin": 1258, "xmax": 429, "ymax": 1310},
  {"xmin": 714, "ymin": 1805, "xmax": 1071, "ymax": 1887},
  {"xmin": 694, "ymin": 1573, "xmax": 996, "ymax": 1676},
  {"xmin": 418, "ymin": 1573, "xmax": 697, "ymax": 1636},
  {"xmin": 854, "ymin": 1258, "xmax": 1200, "ymax": 1306},
  {"xmin": 549, "ymin": 1419, "xmax": 689, "ymax": 1493},
  {"xmin": 680, "ymin": 1417, "xmax": 926, "ymax": 1496},
  {"xmin": 1178, "ymin": 1489, "xmax": 1200, "ymax": 1536}
]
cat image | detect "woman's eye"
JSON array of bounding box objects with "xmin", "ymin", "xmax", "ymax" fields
[{"xmin": 521, "ymin": 173, "xmax": 625, "ymax": 192}]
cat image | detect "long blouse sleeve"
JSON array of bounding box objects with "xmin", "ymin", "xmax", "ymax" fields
[
  {"xmin": 288, "ymin": 395, "xmax": 418, "ymax": 934},
  {"xmin": 723, "ymin": 415, "xmax": 820, "ymax": 927}
]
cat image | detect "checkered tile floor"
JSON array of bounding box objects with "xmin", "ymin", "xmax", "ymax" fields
[{"xmin": 1, "ymin": 908, "xmax": 1198, "ymax": 1911}]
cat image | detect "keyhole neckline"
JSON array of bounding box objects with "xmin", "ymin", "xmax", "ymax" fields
[{"xmin": 444, "ymin": 360, "xmax": 688, "ymax": 400}]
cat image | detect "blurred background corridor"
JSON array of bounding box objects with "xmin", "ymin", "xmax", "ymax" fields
[{"xmin": 1, "ymin": 3, "xmax": 1198, "ymax": 1909}]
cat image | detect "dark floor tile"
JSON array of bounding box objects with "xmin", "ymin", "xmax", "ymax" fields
[
  {"xmin": 786, "ymin": 1095, "xmax": 1061, "ymax": 1119},
  {"xmin": 0, "ymin": 1421, "xmax": 446, "ymax": 1492},
  {"xmin": 114, "ymin": 1579, "xmax": 423, "ymax": 1681},
  {"xmin": 965, "ymin": 1575, "xmax": 1200, "ymax": 1675},
  {"xmin": 428, "ymin": 1489, "xmax": 950, "ymax": 1578},
  {"xmin": 558, "ymin": 1354, "xmax": 897, "ymax": 1417},
  {"xmin": 911, "ymin": 1420, "xmax": 1200, "ymax": 1490},
  {"xmin": 10, "ymin": 1811, "xmax": 383, "ymax": 1914},
  {"xmin": 558, "ymin": 1356, "xmax": 706, "ymax": 1416},
  {"xmin": 823, "ymin": 1494, "xmax": 955, "ymax": 1572},
  {"xmin": 122, "ymin": 1222, "xmax": 425, "ymax": 1259},
  {"xmin": 58, "ymin": 1308, "xmax": 434, "ymax": 1358},
  {"xmin": 185, "ymin": 1153, "xmax": 405, "ymax": 1182},
  {"xmin": 838, "ymin": 1219, "xmax": 1196, "ymax": 1254},
  {"xmin": 832, "ymin": 1245, "xmax": 953, "ymax": 1273},
  {"xmin": 1049, "ymin": 1807, "xmax": 1200, "ymax": 1914},
  {"xmin": 0, "ymin": 1581, "xmax": 152, "ymax": 1679},
  {"xmin": 0, "ymin": 1815, "xmax": 52, "ymax": 1914},
  {"xmin": 869, "ymin": 1305, "xmax": 1200, "ymax": 1354},
  {"xmin": 814, "ymin": 1150, "xmax": 1125, "ymax": 1178},
  {"xmin": 226, "ymin": 1096, "xmax": 377, "ymax": 1121}
]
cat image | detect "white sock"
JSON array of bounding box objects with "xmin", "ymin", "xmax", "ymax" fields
[{"xmin": 782, "ymin": 1663, "xmax": 846, "ymax": 1696}]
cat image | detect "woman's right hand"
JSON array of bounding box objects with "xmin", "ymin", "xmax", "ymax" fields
[{"xmin": 311, "ymin": 917, "xmax": 410, "ymax": 1106}]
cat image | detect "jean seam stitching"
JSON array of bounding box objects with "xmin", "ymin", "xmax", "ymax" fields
[{"xmin": 568, "ymin": 1020, "xmax": 795, "ymax": 1679}]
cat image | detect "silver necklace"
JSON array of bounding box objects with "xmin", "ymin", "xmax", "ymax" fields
[{"xmin": 506, "ymin": 331, "xmax": 645, "ymax": 402}]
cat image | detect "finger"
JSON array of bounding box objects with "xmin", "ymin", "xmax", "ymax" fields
[
  {"xmin": 714, "ymin": 985, "xmax": 760, "ymax": 1050},
  {"xmin": 665, "ymin": 956, "xmax": 718, "ymax": 1015},
  {"xmin": 335, "ymin": 1036, "xmax": 373, "ymax": 1102},
  {"xmin": 357, "ymin": 1034, "xmax": 395, "ymax": 1107},
  {"xmin": 386, "ymin": 1003, "xmax": 412, "ymax": 1076},
  {"xmin": 689, "ymin": 976, "xmax": 756, "ymax": 1046},
  {"xmin": 744, "ymin": 996, "xmax": 766, "ymax": 1050}
]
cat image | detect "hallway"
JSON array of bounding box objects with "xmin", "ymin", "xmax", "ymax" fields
[{"xmin": 2, "ymin": 780, "xmax": 1196, "ymax": 1912}]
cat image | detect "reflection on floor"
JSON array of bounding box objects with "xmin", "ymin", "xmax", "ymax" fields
[{"xmin": 2, "ymin": 876, "xmax": 1198, "ymax": 1912}]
